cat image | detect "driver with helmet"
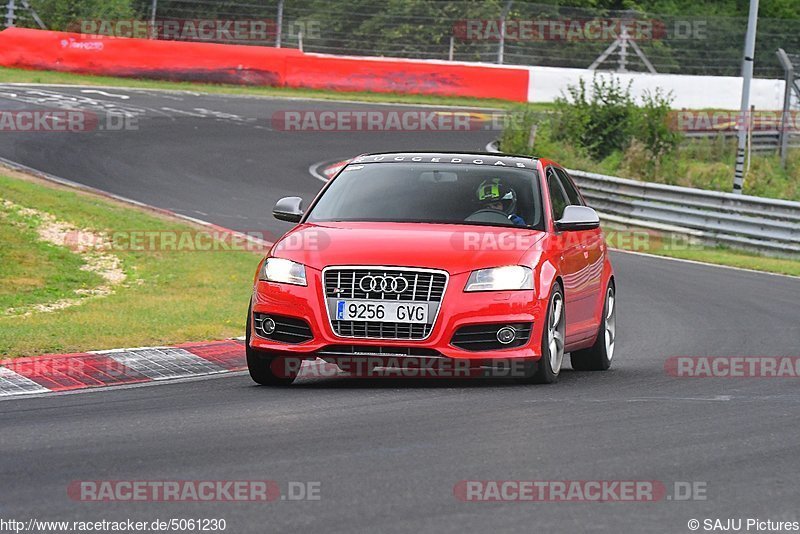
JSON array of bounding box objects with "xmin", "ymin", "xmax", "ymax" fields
[{"xmin": 474, "ymin": 178, "xmax": 526, "ymax": 226}]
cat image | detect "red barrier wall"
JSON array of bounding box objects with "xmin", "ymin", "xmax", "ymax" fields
[
  {"xmin": 285, "ymin": 55, "xmax": 528, "ymax": 101},
  {"xmin": 0, "ymin": 28, "xmax": 300, "ymax": 85},
  {"xmin": 0, "ymin": 28, "xmax": 528, "ymax": 101}
]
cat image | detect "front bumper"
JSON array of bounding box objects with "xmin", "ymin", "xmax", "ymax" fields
[{"xmin": 250, "ymin": 268, "xmax": 547, "ymax": 362}]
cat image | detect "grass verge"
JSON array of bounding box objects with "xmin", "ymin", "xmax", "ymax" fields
[{"xmin": 0, "ymin": 169, "xmax": 260, "ymax": 358}]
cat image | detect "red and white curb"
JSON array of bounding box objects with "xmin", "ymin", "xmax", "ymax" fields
[{"xmin": 0, "ymin": 340, "xmax": 247, "ymax": 398}]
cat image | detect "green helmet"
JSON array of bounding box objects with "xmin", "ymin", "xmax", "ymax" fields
[{"xmin": 476, "ymin": 178, "xmax": 517, "ymax": 215}]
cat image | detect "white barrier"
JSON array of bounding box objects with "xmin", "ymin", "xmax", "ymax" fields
[{"xmin": 526, "ymin": 66, "xmax": 785, "ymax": 109}]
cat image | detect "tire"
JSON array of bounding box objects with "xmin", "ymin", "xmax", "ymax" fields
[
  {"xmin": 522, "ymin": 282, "xmax": 565, "ymax": 384},
  {"xmin": 571, "ymin": 281, "xmax": 616, "ymax": 371},
  {"xmin": 245, "ymin": 306, "xmax": 298, "ymax": 386}
]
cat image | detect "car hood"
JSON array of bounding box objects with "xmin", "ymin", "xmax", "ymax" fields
[{"xmin": 271, "ymin": 222, "xmax": 545, "ymax": 275}]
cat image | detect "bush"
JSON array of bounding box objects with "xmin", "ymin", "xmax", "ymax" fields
[
  {"xmin": 27, "ymin": 0, "xmax": 136, "ymax": 31},
  {"xmin": 550, "ymin": 76, "xmax": 681, "ymax": 169},
  {"xmin": 631, "ymin": 89, "xmax": 683, "ymax": 175},
  {"xmin": 552, "ymin": 77, "xmax": 636, "ymax": 161}
]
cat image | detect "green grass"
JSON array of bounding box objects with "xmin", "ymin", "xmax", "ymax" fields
[
  {"xmin": 604, "ymin": 227, "xmax": 800, "ymax": 277},
  {"xmin": 0, "ymin": 172, "xmax": 260, "ymax": 358},
  {"xmin": 0, "ymin": 66, "xmax": 545, "ymax": 110},
  {"xmin": 0, "ymin": 204, "xmax": 103, "ymax": 311}
]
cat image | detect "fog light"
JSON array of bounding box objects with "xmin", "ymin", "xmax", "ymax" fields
[
  {"xmin": 496, "ymin": 326, "xmax": 517, "ymax": 345},
  {"xmin": 262, "ymin": 317, "xmax": 276, "ymax": 335}
]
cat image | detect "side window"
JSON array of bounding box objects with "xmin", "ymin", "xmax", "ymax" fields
[
  {"xmin": 555, "ymin": 168, "xmax": 584, "ymax": 206},
  {"xmin": 546, "ymin": 167, "xmax": 569, "ymax": 221}
]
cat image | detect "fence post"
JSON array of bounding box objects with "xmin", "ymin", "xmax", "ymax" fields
[
  {"xmin": 776, "ymin": 48, "xmax": 794, "ymax": 168},
  {"xmin": 732, "ymin": 0, "xmax": 759, "ymax": 194},
  {"xmin": 527, "ymin": 124, "xmax": 538, "ymax": 151},
  {"xmin": 5, "ymin": 0, "xmax": 15, "ymax": 28},
  {"xmin": 275, "ymin": 0, "xmax": 284, "ymax": 48},
  {"xmin": 448, "ymin": 35, "xmax": 454, "ymax": 61},
  {"xmin": 149, "ymin": 0, "xmax": 157, "ymax": 39},
  {"xmin": 496, "ymin": 0, "xmax": 513, "ymax": 64},
  {"xmin": 746, "ymin": 104, "xmax": 754, "ymax": 174},
  {"xmin": 19, "ymin": 0, "xmax": 45, "ymax": 29}
]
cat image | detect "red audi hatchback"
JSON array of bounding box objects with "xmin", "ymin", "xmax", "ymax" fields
[{"xmin": 247, "ymin": 152, "xmax": 616, "ymax": 385}]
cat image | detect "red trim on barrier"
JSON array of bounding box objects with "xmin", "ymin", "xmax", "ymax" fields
[{"xmin": 0, "ymin": 28, "xmax": 528, "ymax": 101}]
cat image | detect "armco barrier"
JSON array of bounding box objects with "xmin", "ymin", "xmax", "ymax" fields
[
  {"xmin": 0, "ymin": 28, "xmax": 529, "ymax": 101},
  {"xmin": 568, "ymin": 169, "xmax": 800, "ymax": 258},
  {"xmin": 486, "ymin": 141, "xmax": 799, "ymax": 257}
]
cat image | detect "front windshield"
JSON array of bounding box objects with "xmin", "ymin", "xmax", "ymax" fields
[{"xmin": 305, "ymin": 162, "xmax": 543, "ymax": 230}]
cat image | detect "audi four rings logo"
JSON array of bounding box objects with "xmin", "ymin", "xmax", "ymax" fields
[{"xmin": 359, "ymin": 275, "xmax": 410, "ymax": 293}]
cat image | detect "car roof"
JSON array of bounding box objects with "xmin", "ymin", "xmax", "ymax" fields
[{"xmin": 351, "ymin": 151, "xmax": 539, "ymax": 170}]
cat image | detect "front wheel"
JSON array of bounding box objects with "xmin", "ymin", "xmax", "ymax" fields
[
  {"xmin": 521, "ymin": 282, "xmax": 565, "ymax": 384},
  {"xmin": 571, "ymin": 282, "xmax": 616, "ymax": 371},
  {"xmin": 245, "ymin": 306, "xmax": 298, "ymax": 386}
]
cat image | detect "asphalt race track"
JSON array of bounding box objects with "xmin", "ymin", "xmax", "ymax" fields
[
  {"xmin": 2, "ymin": 85, "xmax": 800, "ymax": 533},
  {"xmin": 0, "ymin": 85, "xmax": 496, "ymax": 235}
]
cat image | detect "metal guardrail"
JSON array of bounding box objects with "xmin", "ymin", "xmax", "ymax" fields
[
  {"xmin": 567, "ymin": 169, "xmax": 800, "ymax": 258},
  {"xmin": 683, "ymin": 131, "xmax": 800, "ymax": 153}
]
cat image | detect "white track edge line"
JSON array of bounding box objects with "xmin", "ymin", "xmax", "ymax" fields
[{"xmin": 0, "ymin": 82, "xmax": 503, "ymax": 110}]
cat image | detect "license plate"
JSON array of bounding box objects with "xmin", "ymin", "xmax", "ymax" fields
[{"xmin": 335, "ymin": 300, "xmax": 428, "ymax": 323}]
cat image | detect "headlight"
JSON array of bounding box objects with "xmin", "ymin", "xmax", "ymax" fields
[
  {"xmin": 260, "ymin": 258, "xmax": 307, "ymax": 286},
  {"xmin": 464, "ymin": 266, "xmax": 533, "ymax": 292}
]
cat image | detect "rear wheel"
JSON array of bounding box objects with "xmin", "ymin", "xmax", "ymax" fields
[
  {"xmin": 571, "ymin": 282, "xmax": 616, "ymax": 371},
  {"xmin": 522, "ymin": 282, "xmax": 565, "ymax": 384},
  {"xmin": 246, "ymin": 306, "xmax": 298, "ymax": 386}
]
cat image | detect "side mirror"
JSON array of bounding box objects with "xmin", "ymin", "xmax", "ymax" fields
[
  {"xmin": 555, "ymin": 205, "xmax": 600, "ymax": 231},
  {"xmin": 273, "ymin": 196, "xmax": 304, "ymax": 223}
]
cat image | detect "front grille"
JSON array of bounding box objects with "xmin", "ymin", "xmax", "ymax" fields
[
  {"xmin": 324, "ymin": 268, "xmax": 447, "ymax": 302},
  {"xmin": 451, "ymin": 323, "xmax": 533, "ymax": 351},
  {"xmin": 330, "ymin": 320, "xmax": 432, "ymax": 340},
  {"xmin": 323, "ymin": 267, "xmax": 448, "ymax": 340},
  {"xmin": 318, "ymin": 345, "xmax": 442, "ymax": 358},
  {"xmin": 253, "ymin": 313, "xmax": 314, "ymax": 344}
]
